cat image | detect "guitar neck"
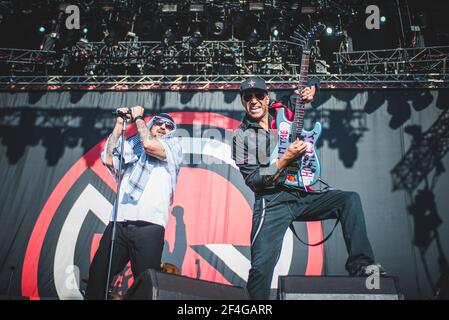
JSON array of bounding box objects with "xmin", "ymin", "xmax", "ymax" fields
[{"xmin": 292, "ymin": 51, "xmax": 310, "ymax": 140}]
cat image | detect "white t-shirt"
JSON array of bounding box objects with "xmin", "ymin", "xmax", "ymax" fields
[
  {"xmin": 102, "ymin": 123, "xmax": 182, "ymax": 228},
  {"xmin": 110, "ymin": 164, "xmax": 172, "ymax": 228}
]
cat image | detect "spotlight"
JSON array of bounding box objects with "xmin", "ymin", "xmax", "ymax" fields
[
  {"xmin": 380, "ymin": 16, "xmax": 386, "ymax": 23},
  {"xmin": 160, "ymin": 3, "xmax": 177, "ymax": 13},
  {"xmin": 41, "ymin": 32, "xmax": 59, "ymax": 51},
  {"xmin": 248, "ymin": 2, "xmax": 264, "ymax": 11},
  {"xmin": 271, "ymin": 25, "xmax": 281, "ymax": 39},
  {"xmin": 125, "ymin": 31, "xmax": 138, "ymax": 42},
  {"xmin": 190, "ymin": 29, "xmax": 203, "ymax": 47},
  {"xmin": 247, "ymin": 28, "xmax": 259, "ymax": 45},
  {"xmin": 326, "ymin": 27, "xmax": 334, "ymax": 35},
  {"xmin": 301, "ymin": 6, "xmax": 317, "ymax": 14},
  {"xmin": 82, "ymin": 27, "xmax": 89, "ymax": 34},
  {"xmin": 290, "ymin": 2, "xmax": 300, "ymax": 10},
  {"xmin": 39, "ymin": 26, "xmax": 46, "ymax": 33},
  {"xmin": 162, "ymin": 28, "xmax": 175, "ymax": 46},
  {"xmin": 189, "ymin": 4, "xmax": 204, "ymax": 12},
  {"xmin": 100, "ymin": 5, "xmax": 115, "ymax": 12},
  {"xmin": 212, "ymin": 21, "xmax": 225, "ymax": 36}
]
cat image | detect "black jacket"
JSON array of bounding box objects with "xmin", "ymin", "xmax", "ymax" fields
[
  {"xmin": 232, "ymin": 81, "xmax": 320, "ymax": 202},
  {"xmin": 232, "ymin": 107, "xmax": 304, "ymax": 204}
]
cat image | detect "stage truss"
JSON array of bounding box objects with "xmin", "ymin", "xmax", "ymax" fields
[{"xmin": 0, "ymin": 73, "xmax": 448, "ymax": 91}]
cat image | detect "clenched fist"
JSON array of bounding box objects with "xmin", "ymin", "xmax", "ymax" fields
[
  {"xmin": 115, "ymin": 107, "xmax": 131, "ymax": 124},
  {"xmin": 131, "ymin": 106, "xmax": 145, "ymax": 121}
]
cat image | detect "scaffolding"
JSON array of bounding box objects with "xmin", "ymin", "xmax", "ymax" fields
[
  {"xmin": 0, "ymin": 48, "xmax": 56, "ymax": 74},
  {"xmin": 1, "ymin": 39, "xmax": 302, "ymax": 76},
  {"xmin": 1, "ymin": 73, "xmax": 447, "ymax": 91},
  {"xmin": 335, "ymin": 46, "xmax": 449, "ymax": 74},
  {"xmin": 1, "ymin": 43, "xmax": 448, "ymax": 90}
]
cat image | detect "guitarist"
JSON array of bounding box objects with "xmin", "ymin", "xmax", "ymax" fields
[{"xmin": 232, "ymin": 77, "xmax": 385, "ymax": 300}]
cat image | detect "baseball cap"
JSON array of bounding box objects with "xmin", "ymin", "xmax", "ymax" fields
[{"xmin": 240, "ymin": 76, "xmax": 267, "ymax": 93}]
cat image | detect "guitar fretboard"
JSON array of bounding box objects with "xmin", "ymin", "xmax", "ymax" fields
[{"xmin": 292, "ymin": 51, "xmax": 310, "ymax": 140}]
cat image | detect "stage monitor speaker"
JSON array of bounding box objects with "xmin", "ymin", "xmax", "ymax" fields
[
  {"xmin": 124, "ymin": 269, "xmax": 250, "ymax": 300},
  {"xmin": 278, "ymin": 276, "xmax": 402, "ymax": 300}
]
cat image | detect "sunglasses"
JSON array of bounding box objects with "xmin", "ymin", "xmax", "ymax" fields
[
  {"xmin": 154, "ymin": 118, "xmax": 174, "ymax": 130},
  {"xmin": 242, "ymin": 92, "xmax": 266, "ymax": 102}
]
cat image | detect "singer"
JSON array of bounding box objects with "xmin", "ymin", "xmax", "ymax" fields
[{"xmin": 85, "ymin": 106, "xmax": 183, "ymax": 300}]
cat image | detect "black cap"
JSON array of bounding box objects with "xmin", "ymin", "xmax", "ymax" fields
[{"xmin": 240, "ymin": 76, "xmax": 267, "ymax": 93}]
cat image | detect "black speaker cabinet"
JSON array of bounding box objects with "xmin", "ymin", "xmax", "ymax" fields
[
  {"xmin": 278, "ymin": 276, "xmax": 402, "ymax": 300},
  {"xmin": 124, "ymin": 269, "xmax": 250, "ymax": 300}
]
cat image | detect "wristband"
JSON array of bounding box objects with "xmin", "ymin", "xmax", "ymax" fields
[{"xmin": 134, "ymin": 115, "xmax": 145, "ymax": 122}]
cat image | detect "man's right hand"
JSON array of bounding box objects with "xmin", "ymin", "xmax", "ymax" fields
[
  {"xmin": 272, "ymin": 138, "xmax": 308, "ymax": 183},
  {"xmin": 283, "ymin": 138, "xmax": 308, "ymax": 162},
  {"xmin": 115, "ymin": 107, "xmax": 132, "ymax": 124}
]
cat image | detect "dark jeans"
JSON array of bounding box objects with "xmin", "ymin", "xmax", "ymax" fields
[
  {"xmin": 247, "ymin": 190, "xmax": 375, "ymax": 300},
  {"xmin": 85, "ymin": 221, "xmax": 165, "ymax": 300}
]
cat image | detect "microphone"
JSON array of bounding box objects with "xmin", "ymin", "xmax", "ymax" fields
[{"xmin": 112, "ymin": 109, "xmax": 131, "ymax": 118}]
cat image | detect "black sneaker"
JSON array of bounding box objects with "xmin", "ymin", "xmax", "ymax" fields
[{"xmin": 359, "ymin": 264, "xmax": 387, "ymax": 276}]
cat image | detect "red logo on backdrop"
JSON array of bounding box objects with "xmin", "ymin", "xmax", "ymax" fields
[{"xmin": 21, "ymin": 112, "xmax": 323, "ymax": 299}]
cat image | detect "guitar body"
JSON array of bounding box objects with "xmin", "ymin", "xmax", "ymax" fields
[{"xmin": 276, "ymin": 107, "xmax": 322, "ymax": 188}]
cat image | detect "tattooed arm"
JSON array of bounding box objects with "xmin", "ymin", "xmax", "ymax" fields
[
  {"xmin": 104, "ymin": 107, "xmax": 131, "ymax": 167},
  {"xmin": 132, "ymin": 106, "xmax": 167, "ymax": 160}
]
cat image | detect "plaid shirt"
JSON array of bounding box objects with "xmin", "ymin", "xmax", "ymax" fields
[{"xmin": 101, "ymin": 117, "xmax": 183, "ymax": 202}]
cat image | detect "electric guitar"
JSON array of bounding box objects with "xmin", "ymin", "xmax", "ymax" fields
[{"xmin": 276, "ymin": 25, "xmax": 324, "ymax": 190}]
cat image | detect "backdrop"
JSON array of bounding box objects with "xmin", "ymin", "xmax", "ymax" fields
[{"xmin": 0, "ymin": 89, "xmax": 448, "ymax": 299}]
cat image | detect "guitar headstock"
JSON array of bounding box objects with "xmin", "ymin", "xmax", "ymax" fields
[{"xmin": 290, "ymin": 24, "xmax": 325, "ymax": 52}]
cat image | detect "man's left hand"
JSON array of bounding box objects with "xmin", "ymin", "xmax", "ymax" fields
[
  {"xmin": 296, "ymin": 86, "xmax": 316, "ymax": 103},
  {"xmin": 131, "ymin": 106, "xmax": 145, "ymax": 120}
]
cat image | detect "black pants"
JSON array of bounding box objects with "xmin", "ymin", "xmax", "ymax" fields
[
  {"xmin": 247, "ymin": 190, "xmax": 375, "ymax": 300},
  {"xmin": 85, "ymin": 221, "xmax": 165, "ymax": 300}
]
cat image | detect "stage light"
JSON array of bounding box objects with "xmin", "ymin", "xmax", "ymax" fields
[
  {"xmin": 160, "ymin": 3, "xmax": 177, "ymax": 13},
  {"xmin": 190, "ymin": 29, "xmax": 203, "ymax": 47},
  {"xmin": 39, "ymin": 26, "xmax": 46, "ymax": 33},
  {"xmin": 41, "ymin": 32, "xmax": 59, "ymax": 51},
  {"xmin": 247, "ymin": 28, "xmax": 259, "ymax": 45},
  {"xmin": 190, "ymin": 4, "xmax": 204, "ymax": 12},
  {"xmin": 100, "ymin": 5, "xmax": 115, "ymax": 12},
  {"xmin": 271, "ymin": 25, "xmax": 281, "ymax": 39},
  {"xmin": 290, "ymin": 2, "xmax": 300, "ymax": 10},
  {"xmin": 82, "ymin": 27, "xmax": 89, "ymax": 34},
  {"xmin": 162, "ymin": 28, "xmax": 175, "ymax": 46},
  {"xmin": 380, "ymin": 16, "xmax": 386, "ymax": 23},
  {"xmin": 125, "ymin": 31, "xmax": 138, "ymax": 42},
  {"xmin": 326, "ymin": 27, "xmax": 334, "ymax": 35},
  {"xmin": 248, "ymin": 2, "xmax": 264, "ymax": 11},
  {"xmin": 212, "ymin": 21, "xmax": 225, "ymax": 36},
  {"xmin": 301, "ymin": 6, "xmax": 317, "ymax": 14}
]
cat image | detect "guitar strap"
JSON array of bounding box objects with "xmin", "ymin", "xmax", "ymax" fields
[
  {"xmin": 287, "ymin": 177, "xmax": 340, "ymax": 246},
  {"xmin": 289, "ymin": 218, "xmax": 340, "ymax": 247}
]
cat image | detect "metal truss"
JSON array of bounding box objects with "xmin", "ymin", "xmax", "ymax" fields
[
  {"xmin": 335, "ymin": 46, "xmax": 449, "ymax": 74},
  {"xmin": 0, "ymin": 48, "xmax": 57, "ymax": 74},
  {"xmin": 1, "ymin": 73, "xmax": 448, "ymax": 91},
  {"xmin": 1, "ymin": 39, "xmax": 302, "ymax": 76},
  {"xmin": 391, "ymin": 109, "xmax": 449, "ymax": 193}
]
